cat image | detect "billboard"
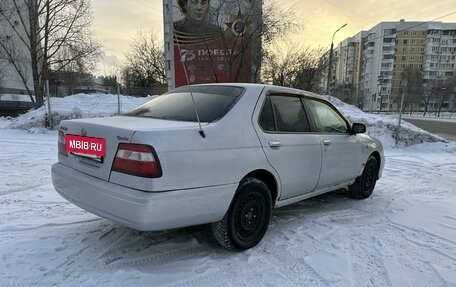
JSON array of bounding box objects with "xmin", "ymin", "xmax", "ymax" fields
[{"xmin": 166, "ymin": 0, "xmax": 261, "ymax": 88}]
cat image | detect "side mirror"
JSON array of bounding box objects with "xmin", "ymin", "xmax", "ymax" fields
[{"xmin": 351, "ymin": 123, "xmax": 366, "ymax": 134}]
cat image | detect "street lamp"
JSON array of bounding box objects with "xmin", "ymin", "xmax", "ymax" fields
[{"xmin": 326, "ymin": 23, "xmax": 347, "ymax": 100}]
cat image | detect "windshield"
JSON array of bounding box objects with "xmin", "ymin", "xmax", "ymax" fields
[{"xmin": 125, "ymin": 85, "xmax": 245, "ymax": 122}]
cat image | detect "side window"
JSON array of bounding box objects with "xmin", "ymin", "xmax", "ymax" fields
[
  {"xmin": 259, "ymin": 96, "xmax": 275, "ymax": 131},
  {"xmin": 305, "ymin": 99, "xmax": 348, "ymax": 133},
  {"xmin": 270, "ymin": 95, "xmax": 310, "ymax": 133}
]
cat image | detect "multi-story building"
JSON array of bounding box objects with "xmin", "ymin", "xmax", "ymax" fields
[
  {"xmin": 0, "ymin": 1, "xmax": 34, "ymax": 95},
  {"xmin": 333, "ymin": 32, "xmax": 366, "ymax": 108},
  {"xmin": 422, "ymin": 22, "xmax": 456, "ymax": 111},
  {"xmin": 330, "ymin": 20, "xmax": 456, "ymax": 112},
  {"xmin": 390, "ymin": 22, "xmax": 427, "ymax": 111}
]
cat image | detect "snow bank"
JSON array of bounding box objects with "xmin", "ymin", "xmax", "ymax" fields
[
  {"xmin": 329, "ymin": 97, "xmax": 446, "ymax": 148},
  {"xmin": 1, "ymin": 92, "xmax": 447, "ymax": 148},
  {"xmin": 4, "ymin": 93, "xmax": 153, "ymax": 132}
]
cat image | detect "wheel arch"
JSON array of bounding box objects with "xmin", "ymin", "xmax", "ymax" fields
[
  {"xmin": 243, "ymin": 169, "xmax": 278, "ymax": 207},
  {"xmin": 368, "ymin": 151, "xmax": 381, "ymax": 179}
]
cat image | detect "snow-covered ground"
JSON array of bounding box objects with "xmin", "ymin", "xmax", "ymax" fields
[{"xmin": 1, "ymin": 94, "xmax": 455, "ymax": 286}]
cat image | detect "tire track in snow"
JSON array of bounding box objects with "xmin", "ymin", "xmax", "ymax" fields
[
  {"xmin": 348, "ymin": 232, "xmax": 392, "ymax": 287},
  {"xmin": 104, "ymin": 245, "xmax": 208, "ymax": 268},
  {"xmin": 0, "ymin": 137, "xmax": 55, "ymax": 145},
  {"xmin": 96, "ymin": 226, "xmax": 211, "ymax": 266},
  {"xmin": 383, "ymin": 155, "xmax": 453, "ymax": 196},
  {"xmin": 261, "ymin": 239, "xmax": 332, "ymax": 286},
  {"xmin": 372, "ymin": 236, "xmax": 412, "ymax": 287},
  {"xmin": 42, "ymin": 226, "xmax": 133, "ymax": 278},
  {"xmin": 428, "ymin": 263, "xmax": 456, "ymax": 287},
  {"xmin": 167, "ymin": 271, "xmax": 224, "ymax": 287},
  {"xmin": 374, "ymin": 221, "xmax": 456, "ymax": 286},
  {"xmin": 0, "ymin": 183, "xmax": 49, "ymax": 195},
  {"xmin": 387, "ymin": 220, "xmax": 456, "ymax": 246},
  {"xmin": 211, "ymin": 255, "xmax": 295, "ymax": 287},
  {"xmin": 0, "ymin": 218, "xmax": 103, "ymax": 233},
  {"xmin": 265, "ymin": 205, "xmax": 365, "ymax": 287},
  {"xmin": 386, "ymin": 221, "xmax": 456, "ymax": 262}
]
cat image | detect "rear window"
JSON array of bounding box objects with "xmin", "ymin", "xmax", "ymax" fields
[{"xmin": 125, "ymin": 86, "xmax": 245, "ymax": 122}]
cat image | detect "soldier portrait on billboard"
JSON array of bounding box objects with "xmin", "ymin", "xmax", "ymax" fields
[
  {"xmin": 170, "ymin": 0, "xmax": 259, "ymax": 87},
  {"xmin": 173, "ymin": 0, "xmax": 221, "ymax": 44}
]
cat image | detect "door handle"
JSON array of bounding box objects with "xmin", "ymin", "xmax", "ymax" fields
[
  {"xmin": 268, "ymin": 141, "xmax": 282, "ymax": 147},
  {"xmin": 323, "ymin": 139, "xmax": 332, "ymax": 146}
]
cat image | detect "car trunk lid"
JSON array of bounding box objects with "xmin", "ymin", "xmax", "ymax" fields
[{"xmin": 58, "ymin": 116, "xmax": 203, "ymax": 182}]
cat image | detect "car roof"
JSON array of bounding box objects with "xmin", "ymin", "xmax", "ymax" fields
[{"xmin": 189, "ymin": 83, "xmax": 327, "ymax": 101}]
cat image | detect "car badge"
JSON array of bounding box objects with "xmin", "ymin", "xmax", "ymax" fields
[{"xmin": 81, "ymin": 128, "xmax": 87, "ymax": 136}]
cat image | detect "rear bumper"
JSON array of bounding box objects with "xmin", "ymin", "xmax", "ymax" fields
[{"xmin": 51, "ymin": 163, "xmax": 237, "ymax": 231}]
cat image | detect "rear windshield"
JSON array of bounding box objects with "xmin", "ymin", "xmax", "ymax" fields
[{"xmin": 125, "ymin": 85, "xmax": 245, "ymax": 122}]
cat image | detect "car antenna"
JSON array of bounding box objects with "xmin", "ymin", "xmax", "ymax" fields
[{"xmin": 174, "ymin": 36, "xmax": 206, "ymax": 138}]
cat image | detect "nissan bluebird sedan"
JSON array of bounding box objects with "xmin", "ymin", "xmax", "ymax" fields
[{"xmin": 52, "ymin": 84, "xmax": 384, "ymax": 250}]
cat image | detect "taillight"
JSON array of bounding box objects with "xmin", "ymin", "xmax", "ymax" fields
[
  {"xmin": 112, "ymin": 144, "xmax": 162, "ymax": 178},
  {"xmin": 58, "ymin": 130, "xmax": 68, "ymax": 157}
]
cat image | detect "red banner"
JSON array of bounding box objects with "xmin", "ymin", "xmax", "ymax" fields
[
  {"xmin": 171, "ymin": 0, "xmax": 256, "ymax": 88},
  {"xmin": 173, "ymin": 39, "xmax": 251, "ymax": 87}
]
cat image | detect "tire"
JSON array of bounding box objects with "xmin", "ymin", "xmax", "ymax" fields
[
  {"xmin": 211, "ymin": 177, "xmax": 272, "ymax": 250},
  {"xmin": 348, "ymin": 156, "xmax": 378, "ymax": 199}
]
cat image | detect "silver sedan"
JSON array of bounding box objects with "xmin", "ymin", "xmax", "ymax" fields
[{"xmin": 52, "ymin": 83, "xmax": 384, "ymax": 250}]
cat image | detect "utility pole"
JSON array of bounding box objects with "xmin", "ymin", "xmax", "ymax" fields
[
  {"xmin": 117, "ymin": 84, "xmax": 121, "ymax": 115},
  {"xmin": 45, "ymin": 80, "xmax": 52, "ymax": 130},
  {"xmin": 378, "ymin": 75, "xmax": 384, "ymax": 111},
  {"xmin": 326, "ymin": 23, "xmax": 347, "ymax": 100},
  {"xmin": 396, "ymin": 79, "xmax": 407, "ymax": 146}
]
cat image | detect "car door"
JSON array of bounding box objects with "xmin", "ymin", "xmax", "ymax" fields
[
  {"xmin": 256, "ymin": 94, "xmax": 322, "ymax": 200},
  {"xmin": 304, "ymin": 98, "xmax": 363, "ymax": 190}
]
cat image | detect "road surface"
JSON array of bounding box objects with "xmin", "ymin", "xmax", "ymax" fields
[{"xmin": 403, "ymin": 117, "xmax": 456, "ymax": 141}]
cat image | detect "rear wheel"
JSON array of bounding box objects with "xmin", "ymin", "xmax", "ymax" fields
[
  {"xmin": 349, "ymin": 156, "xmax": 378, "ymax": 199},
  {"xmin": 212, "ymin": 177, "xmax": 272, "ymax": 250}
]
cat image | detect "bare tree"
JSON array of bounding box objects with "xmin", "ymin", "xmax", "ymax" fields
[
  {"xmin": 262, "ymin": 43, "xmax": 302, "ymax": 87},
  {"xmin": 291, "ymin": 47, "xmax": 326, "ymax": 93},
  {"xmin": 398, "ymin": 66, "xmax": 423, "ymax": 113},
  {"xmin": 121, "ymin": 30, "xmax": 166, "ymax": 96},
  {"xmin": 0, "ymin": 64, "xmax": 4, "ymax": 86},
  {"xmin": 123, "ymin": 30, "xmax": 166, "ymax": 85},
  {"xmin": 208, "ymin": 0, "xmax": 298, "ymax": 83},
  {"xmin": 422, "ymin": 83, "xmax": 435, "ymax": 116},
  {"xmin": 262, "ymin": 43, "xmax": 326, "ymax": 92},
  {"xmin": 437, "ymin": 77, "xmax": 455, "ymax": 116},
  {"xmin": 422, "ymin": 76, "xmax": 456, "ymax": 116},
  {"xmin": 0, "ymin": 0, "xmax": 103, "ymax": 106},
  {"xmin": 333, "ymin": 83, "xmax": 355, "ymax": 104},
  {"xmin": 0, "ymin": 64, "xmax": 5, "ymax": 93}
]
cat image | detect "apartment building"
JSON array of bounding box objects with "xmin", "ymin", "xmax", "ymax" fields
[
  {"xmin": 330, "ymin": 20, "xmax": 456, "ymax": 112},
  {"xmin": 332, "ymin": 32, "xmax": 367, "ymax": 108},
  {"xmin": 0, "ymin": 1, "xmax": 34, "ymax": 95}
]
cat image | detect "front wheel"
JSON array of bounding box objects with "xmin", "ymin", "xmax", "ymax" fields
[
  {"xmin": 348, "ymin": 156, "xmax": 378, "ymax": 199},
  {"xmin": 212, "ymin": 177, "xmax": 272, "ymax": 250}
]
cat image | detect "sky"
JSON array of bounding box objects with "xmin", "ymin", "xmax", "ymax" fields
[{"xmin": 91, "ymin": 0, "xmax": 456, "ymax": 75}]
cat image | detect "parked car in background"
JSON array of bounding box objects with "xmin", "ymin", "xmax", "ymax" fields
[
  {"xmin": 0, "ymin": 94, "xmax": 38, "ymax": 117},
  {"xmin": 52, "ymin": 83, "xmax": 384, "ymax": 250}
]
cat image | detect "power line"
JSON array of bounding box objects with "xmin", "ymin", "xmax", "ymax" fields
[
  {"xmin": 117, "ymin": 0, "xmax": 163, "ymax": 18},
  {"xmin": 319, "ymin": 0, "xmax": 381, "ymax": 23}
]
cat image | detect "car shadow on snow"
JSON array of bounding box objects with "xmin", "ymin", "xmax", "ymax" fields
[{"xmin": 63, "ymin": 189, "xmax": 381, "ymax": 270}]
